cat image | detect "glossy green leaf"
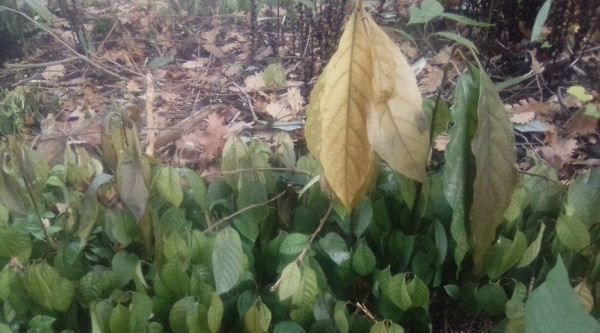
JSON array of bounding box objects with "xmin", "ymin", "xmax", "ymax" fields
[
  {"xmin": 279, "ymin": 262, "xmax": 301, "ymax": 301},
  {"xmin": 469, "ymin": 65, "xmax": 518, "ymax": 274},
  {"xmin": 555, "ymin": 215, "xmax": 590, "ymax": 251},
  {"xmin": 245, "ymin": 301, "xmax": 272, "ymax": 333},
  {"xmin": 156, "ymin": 166, "xmax": 184, "ymax": 207},
  {"xmin": 212, "ymin": 227, "xmax": 243, "ymax": 294},
  {"xmin": 443, "ymin": 65, "xmax": 479, "ymax": 271},
  {"xmin": 280, "ymin": 233, "xmax": 309, "ymax": 256},
  {"xmin": 564, "ymin": 169, "xmax": 600, "ymax": 227},
  {"xmin": 526, "ymin": 256, "xmax": 600, "ymax": 332},
  {"xmin": 352, "ymin": 241, "xmax": 376, "ymax": 276}
]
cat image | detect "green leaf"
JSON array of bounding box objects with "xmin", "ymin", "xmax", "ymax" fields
[
  {"xmin": 484, "ymin": 231, "xmax": 528, "ymax": 279},
  {"xmin": 439, "ymin": 12, "xmax": 494, "ymax": 27},
  {"xmin": 0, "ymin": 170, "xmax": 28, "ymax": 215},
  {"xmin": 408, "ymin": 0, "xmax": 444, "ymax": 25},
  {"xmin": 156, "ymin": 166, "xmax": 184, "ymax": 207},
  {"xmin": 279, "ymin": 262, "xmax": 302, "ymax": 301},
  {"xmin": 318, "ymin": 232, "xmax": 350, "ymax": 265},
  {"xmin": 163, "ymin": 232, "xmax": 191, "ymax": 267},
  {"xmin": 28, "ymin": 314, "xmax": 55, "ymax": 329},
  {"xmin": 351, "ymin": 199, "xmax": 372, "ymax": 238},
  {"xmin": 584, "ymin": 104, "xmax": 600, "ymax": 118},
  {"xmin": 179, "ymin": 168, "xmax": 209, "ymax": 212},
  {"xmin": 291, "ymin": 266, "xmax": 319, "ymax": 308},
  {"xmin": 245, "ymin": 301, "xmax": 272, "ymax": 333},
  {"xmin": 129, "ymin": 292, "xmax": 152, "ymax": 333},
  {"xmin": 280, "ymin": 233, "xmax": 309, "ymax": 256},
  {"xmin": 112, "ymin": 251, "xmax": 139, "ymax": 288},
  {"xmin": 24, "ymin": 262, "xmax": 74, "ymax": 312},
  {"xmin": 212, "ymin": 227, "xmax": 243, "ymax": 294},
  {"xmin": 169, "ymin": 296, "xmax": 196, "ymax": 333},
  {"xmin": 386, "ymin": 274, "xmax": 412, "ymax": 310},
  {"xmin": 149, "ymin": 57, "xmax": 173, "ymax": 68},
  {"xmin": 555, "ymin": 215, "xmax": 591, "ymax": 250},
  {"xmin": 443, "ymin": 65, "xmax": 479, "ymax": 271},
  {"xmin": 24, "ymin": 0, "xmax": 56, "ymax": 22},
  {"xmin": 525, "ymin": 256, "xmax": 600, "ymax": 332},
  {"xmin": 351, "ymin": 241, "xmax": 376, "ymax": 276},
  {"xmin": 370, "ymin": 320, "xmax": 405, "ymax": 333},
  {"xmin": 160, "ymin": 260, "xmax": 190, "ymax": 298},
  {"xmin": 406, "ymin": 275, "xmax": 429, "ymax": 308},
  {"xmin": 263, "ymin": 63, "xmax": 287, "ymax": 87},
  {"xmin": 531, "ymin": 0, "xmax": 552, "ymax": 42},
  {"xmin": 566, "ymin": 85, "xmax": 593, "ymax": 103},
  {"xmin": 433, "ymin": 31, "xmax": 478, "ymax": 52},
  {"xmin": 109, "ymin": 305, "xmax": 131, "ymax": 333},
  {"xmin": 517, "ymin": 223, "xmax": 546, "ymax": 268},
  {"xmin": 207, "ymin": 293, "xmax": 223, "ymax": 333},
  {"xmin": 334, "ymin": 301, "xmax": 349, "ymax": 333},
  {"xmin": 0, "ymin": 226, "xmax": 32, "ymax": 262},
  {"xmin": 476, "ymin": 282, "xmax": 508, "ymax": 315},
  {"xmin": 522, "ymin": 163, "xmax": 561, "ymax": 214},
  {"xmin": 564, "ymin": 169, "xmax": 600, "ymax": 227},
  {"xmin": 469, "ymin": 64, "xmax": 518, "ymax": 274},
  {"xmin": 90, "ymin": 300, "xmax": 114, "ymax": 333},
  {"xmin": 237, "ymin": 182, "xmax": 268, "ymax": 225},
  {"xmin": 274, "ymin": 321, "xmax": 307, "ymax": 333},
  {"xmin": 274, "ymin": 132, "xmax": 296, "ymax": 168}
]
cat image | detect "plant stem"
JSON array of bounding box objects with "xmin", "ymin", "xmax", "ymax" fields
[{"xmin": 22, "ymin": 176, "xmax": 57, "ymax": 249}]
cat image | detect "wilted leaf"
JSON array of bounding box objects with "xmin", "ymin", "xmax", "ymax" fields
[
  {"xmin": 305, "ymin": 5, "xmax": 375, "ymax": 209},
  {"xmin": 443, "ymin": 67, "xmax": 479, "ymax": 271},
  {"xmin": 366, "ymin": 10, "xmax": 430, "ymax": 184},
  {"xmin": 469, "ymin": 65, "xmax": 518, "ymax": 273}
]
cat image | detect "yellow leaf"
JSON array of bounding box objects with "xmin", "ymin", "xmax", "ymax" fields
[
  {"xmin": 364, "ymin": 11, "xmax": 429, "ymax": 184},
  {"xmin": 306, "ymin": 6, "xmax": 375, "ymax": 209}
]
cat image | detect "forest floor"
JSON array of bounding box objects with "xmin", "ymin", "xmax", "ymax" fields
[{"xmin": 0, "ymin": 0, "xmax": 599, "ymax": 331}]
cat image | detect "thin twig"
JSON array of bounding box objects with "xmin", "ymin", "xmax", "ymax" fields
[
  {"xmin": 5, "ymin": 56, "xmax": 80, "ymax": 69},
  {"xmin": 203, "ymin": 190, "xmax": 287, "ymax": 233},
  {"xmin": 231, "ymin": 81, "xmax": 267, "ymax": 124},
  {"xmin": 354, "ymin": 302, "xmax": 377, "ymax": 322},
  {"xmin": 0, "ymin": 5, "xmax": 126, "ymax": 80}
]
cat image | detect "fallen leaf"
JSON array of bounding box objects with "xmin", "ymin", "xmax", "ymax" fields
[
  {"xmin": 536, "ymin": 129, "xmax": 578, "ymax": 170},
  {"xmin": 419, "ymin": 66, "xmax": 444, "ymax": 93},
  {"xmin": 42, "ymin": 64, "xmax": 66, "ymax": 81},
  {"xmin": 510, "ymin": 111, "xmax": 535, "ymax": 124}
]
